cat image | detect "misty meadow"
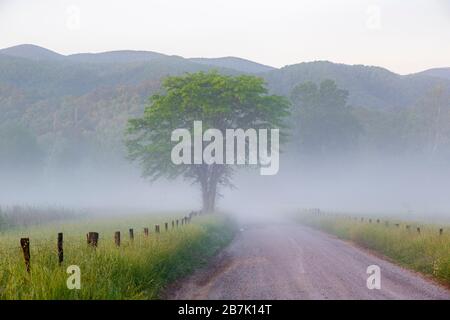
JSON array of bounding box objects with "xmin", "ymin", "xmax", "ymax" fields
[{"xmin": 0, "ymin": 0, "xmax": 450, "ymax": 301}]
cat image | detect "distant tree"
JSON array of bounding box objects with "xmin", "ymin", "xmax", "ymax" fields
[
  {"xmin": 416, "ymin": 85, "xmax": 450, "ymax": 158},
  {"xmin": 290, "ymin": 79, "xmax": 362, "ymax": 156},
  {"xmin": 126, "ymin": 72, "xmax": 289, "ymax": 213},
  {"xmin": 0, "ymin": 123, "xmax": 44, "ymax": 174}
]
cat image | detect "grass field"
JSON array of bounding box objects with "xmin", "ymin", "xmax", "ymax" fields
[
  {"xmin": 0, "ymin": 213, "xmax": 235, "ymax": 299},
  {"xmin": 298, "ymin": 212, "xmax": 450, "ymax": 286}
]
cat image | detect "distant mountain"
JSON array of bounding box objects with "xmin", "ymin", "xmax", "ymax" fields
[
  {"xmin": 415, "ymin": 67, "xmax": 450, "ymax": 80},
  {"xmin": 67, "ymin": 50, "xmax": 169, "ymax": 64},
  {"xmin": 0, "ymin": 44, "xmax": 64, "ymax": 61},
  {"xmin": 190, "ymin": 57, "xmax": 275, "ymax": 73},
  {"xmin": 264, "ymin": 61, "xmax": 450, "ymax": 109},
  {"xmin": 0, "ymin": 45, "xmax": 275, "ymax": 73},
  {"xmin": 1, "ymin": 44, "xmax": 449, "ymax": 166}
]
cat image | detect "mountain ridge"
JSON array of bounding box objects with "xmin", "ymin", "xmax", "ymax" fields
[
  {"xmin": 0, "ymin": 44, "xmax": 275, "ymax": 73},
  {"xmin": 1, "ymin": 44, "xmax": 448, "ymax": 78},
  {"xmin": 415, "ymin": 67, "xmax": 450, "ymax": 80},
  {"xmin": 0, "ymin": 44, "xmax": 449, "ymax": 170}
]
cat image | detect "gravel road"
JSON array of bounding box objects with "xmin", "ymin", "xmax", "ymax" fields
[{"xmin": 168, "ymin": 222, "xmax": 450, "ymax": 300}]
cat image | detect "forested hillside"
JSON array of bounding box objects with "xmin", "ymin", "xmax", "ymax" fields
[{"xmin": 0, "ymin": 44, "xmax": 449, "ymax": 177}]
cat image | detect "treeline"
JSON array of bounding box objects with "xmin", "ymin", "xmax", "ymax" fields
[
  {"xmin": 0, "ymin": 69, "xmax": 449, "ymax": 176},
  {"xmin": 0, "ymin": 205, "xmax": 85, "ymax": 231},
  {"xmin": 288, "ymin": 80, "xmax": 450, "ymax": 160}
]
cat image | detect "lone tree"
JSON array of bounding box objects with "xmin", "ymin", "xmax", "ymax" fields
[{"xmin": 126, "ymin": 72, "xmax": 289, "ymax": 213}]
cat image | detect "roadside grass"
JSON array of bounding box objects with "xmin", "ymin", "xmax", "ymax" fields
[
  {"xmin": 297, "ymin": 213, "xmax": 450, "ymax": 286},
  {"xmin": 0, "ymin": 214, "xmax": 235, "ymax": 299}
]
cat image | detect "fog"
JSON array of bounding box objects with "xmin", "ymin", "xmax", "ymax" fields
[
  {"xmin": 2, "ymin": 153, "xmax": 450, "ymax": 222},
  {"xmin": 224, "ymin": 156, "xmax": 450, "ymax": 220}
]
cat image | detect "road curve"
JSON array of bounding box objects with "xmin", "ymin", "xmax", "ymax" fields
[{"xmin": 168, "ymin": 222, "xmax": 450, "ymax": 300}]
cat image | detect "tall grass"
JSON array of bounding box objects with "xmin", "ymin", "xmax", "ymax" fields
[
  {"xmin": 0, "ymin": 214, "xmax": 235, "ymax": 299},
  {"xmin": 298, "ymin": 213, "xmax": 450, "ymax": 286}
]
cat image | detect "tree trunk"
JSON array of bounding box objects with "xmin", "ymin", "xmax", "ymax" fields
[
  {"xmin": 199, "ymin": 164, "xmax": 219, "ymax": 213},
  {"xmin": 201, "ymin": 181, "xmax": 217, "ymax": 214}
]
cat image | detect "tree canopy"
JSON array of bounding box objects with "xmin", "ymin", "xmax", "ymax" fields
[
  {"xmin": 290, "ymin": 79, "xmax": 362, "ymax": 156},
  {"xmin": 126, "ymin": 71, "xmax": 290, "ymax": 212}
]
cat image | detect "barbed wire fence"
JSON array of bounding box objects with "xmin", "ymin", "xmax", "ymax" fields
[
  {"xmin": 0, "ymin": 211, "xmax": 202, "ymax": 273},
  {"xmin": 304, "ymin": 208, "xmax": 447, "ymax": 236}
]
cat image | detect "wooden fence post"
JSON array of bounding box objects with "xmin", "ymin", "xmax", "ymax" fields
[
  {"xmin": 176, "ymin": 220, "xmax": 179, "ymax": 227},
  {"xmin": 165, "ymin": 222, "xmax": 168, "ymax": 232},
  {"xmin": 57, "ymin": 233, "xmax": 63, "ymax": 265},
  {"xmin": 87, "ymin": 232, "xmax": 99, "ymax": 247},
  {"xmin": 144, "ymin": 228, "xmax": 149, "ymax": 237},
  {"xmin": 439, "ymin": 228, "xmax": 443, "ymax": 236},
  {"xmin": 172, "ymin": 221, "xmax": 175, "ymax": 229},
  {"xmin": 155, "ymin": 224, "xmax": 160, "ymax": 233},
  {"xmin": 129, "ymin": 228, "xmax": 134, "ymax": 241},
  {"xmin": 115, "ymin": 231, "xmax": 121, "ymax": 247},
  {"xmin": 417, "ymin": 227, "xmax": 421, "ymax": 234},
  {"xmin": 20, "ymin": 238, "xmax": 30, "ymax": 273}
]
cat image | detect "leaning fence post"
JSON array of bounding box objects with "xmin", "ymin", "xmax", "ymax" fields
[
  {"xmin": 20, "ymin": 238, "xmax": 30, "ymax": 273},
  {"xmin": 87, "ymin": 232, "xmax": 99, "ymax": 247},
  {"xmin": 129, "ymin": 228, "xmax": 134, "ymax": 241},
  {"xmin": 115, "ymin": 231, "xmax": 121, "ymax": 247},
  {"xmin": 57, "ymin": 233, "xmax": 64, "ymax": 265}
]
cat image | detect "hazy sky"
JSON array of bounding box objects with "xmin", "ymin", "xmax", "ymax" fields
[{"xmin": 0, "ymin": 0, "xmax": 449, "ymax": 74}]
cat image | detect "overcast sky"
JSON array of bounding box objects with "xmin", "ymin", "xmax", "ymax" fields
[{"xmin": 0, "ymin": 0, "xmax": 449, "ymax": 74}]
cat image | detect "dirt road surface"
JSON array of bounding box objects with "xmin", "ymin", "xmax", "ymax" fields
[{"xmin": 168, "ymin": 222, "xmax": 450, "ymax": 300}]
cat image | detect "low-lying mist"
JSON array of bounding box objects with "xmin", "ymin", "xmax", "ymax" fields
[{"xmin": 2, "ymin": 153, "xmax": 450, "ymax": 222}]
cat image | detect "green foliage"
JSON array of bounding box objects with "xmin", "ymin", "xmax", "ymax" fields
[
  {"xmin": 126, "ymin": 71, "xmax": 290, "ymax": 211},
  {"xmin": 290, "ymin": 79, "xmax": 361, "ymax": 155},
  {"xmin": 265, "ymin": 61, "xmax": 448, "ymax": 109},
  {"xmin": 0, "ymin": 123, "xmax": 44, "ymax": 173},
  {"xmin": 353, "ymin": 85, "xmax": 450, "ymax": 159},
  {"xmin": 0, "ymin": 53, "xmax": 449, "ymax": 171}
]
